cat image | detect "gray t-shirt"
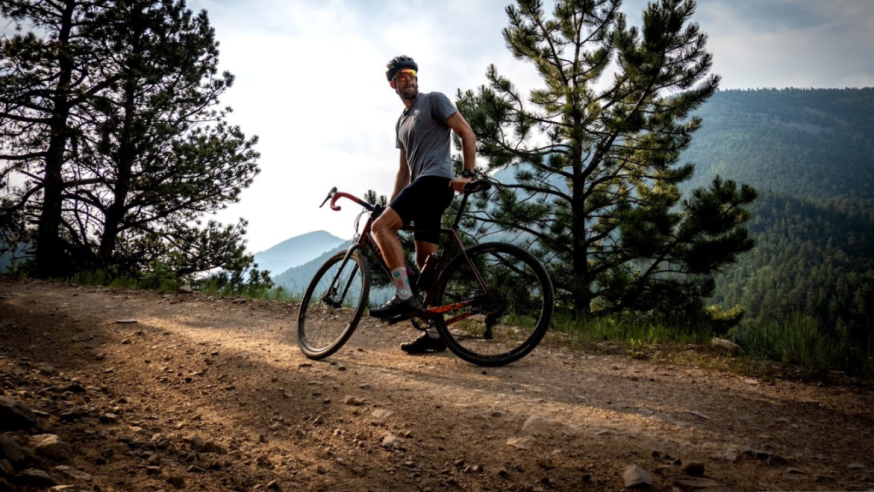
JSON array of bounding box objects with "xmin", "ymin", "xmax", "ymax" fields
[{"xmin": 395, "ymin": 92, "xmax": 458, "ymax": 181}]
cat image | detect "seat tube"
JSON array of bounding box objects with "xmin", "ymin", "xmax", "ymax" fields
[
  {"xmin": 449, "ymin": 230, "xmax": 488, "ymax": 292},
  {"xmin": 451, "ymin": 194, "xmax": 470, "ymax": 230}
]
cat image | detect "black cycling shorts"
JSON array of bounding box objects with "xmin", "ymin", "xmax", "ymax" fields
[{"xmin": 390, "ymin": 176, "xmax": 455, "ymax": 244}]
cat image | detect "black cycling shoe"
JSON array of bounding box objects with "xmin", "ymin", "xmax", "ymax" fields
[
  {"xmin": 370, "ymin": 295, "xmax": 419, "ymax": 319},
  {"xmin": 400, "ymin": 333, "xmax": 447, "ymax": 354}
]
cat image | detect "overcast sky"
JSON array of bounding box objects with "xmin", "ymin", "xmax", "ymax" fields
[{"xmin": 8, "ymin": 1, "xmax": 874, "ymax": 254}]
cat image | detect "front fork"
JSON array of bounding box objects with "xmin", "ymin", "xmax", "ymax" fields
[{"xmin": 322, "ymin": 247, "xmax": 362, "ymax": 308}]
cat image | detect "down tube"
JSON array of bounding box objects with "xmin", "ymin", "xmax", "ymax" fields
[{"xmin": 448, "ymin": 230, "xmax": 489, "ymax": 292}]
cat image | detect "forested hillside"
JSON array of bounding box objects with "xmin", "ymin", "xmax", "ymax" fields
[
  {"xmin": 684, "ymin": 88, "xmax": 874, "ymax": 199},
  {"xmin": 683, "ymin": 88, "xmax": 874, "ymax": 336}
]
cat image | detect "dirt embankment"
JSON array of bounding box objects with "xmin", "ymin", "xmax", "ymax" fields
[{"xmin": 1, "ymin": 277, "xmax": 873, "ymax": 492}]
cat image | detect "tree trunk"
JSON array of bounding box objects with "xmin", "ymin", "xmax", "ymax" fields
[
  {"xmin": 98, "ymin": 53, "xmax": 140, "ymax": 265},
  {"xmin": 570, "ymin": 144, "xmax": 590, "ymax": 315},
  {"xmin": 34, "ymin": 0, "xmax": 76, "ymax": 277}
]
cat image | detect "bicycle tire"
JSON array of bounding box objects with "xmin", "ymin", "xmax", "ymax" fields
[
  {"xmin": 297, "ymin": 249, "xmax": 371, "ymax": 359},
  {"xmin": 433, "ymin": 242, "xmax": 554, "ymax": 366}
]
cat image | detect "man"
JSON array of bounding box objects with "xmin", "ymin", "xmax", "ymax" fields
[{"xmin": 370, "ymin": 55, "xmax": 477, "ymax": 354}]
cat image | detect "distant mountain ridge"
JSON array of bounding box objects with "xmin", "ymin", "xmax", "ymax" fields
[
  {"xmin": 253, "ymin": 231, "xmax": 345, "ymax": 277},
  {"xmin": 273, "ymin": 241, "xmax": 352, "ymax": 293}
]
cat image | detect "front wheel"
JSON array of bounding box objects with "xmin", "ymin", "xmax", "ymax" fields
[
  {"xmin": 297, "ymin": 249, "xmax": 371, "ymax": 359},
  {"xmin": 433, "ymin": 242, "xmax": 554, "ymax": 366}
]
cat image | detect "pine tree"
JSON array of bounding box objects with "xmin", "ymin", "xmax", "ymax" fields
[
  {"xmin": 66, "ymin": 0, "xmax": 259, "ymax": 275},
  {"xmin": 0, "ymin": 0, "xmax": 116, "ymax": 275},
  {"xmin": 455, "ymin": 0, "xmax": 756, "ymax": 315},
  {"xmin": 1, "ymin": 0, "xmax": 260, "ymax": 278}
]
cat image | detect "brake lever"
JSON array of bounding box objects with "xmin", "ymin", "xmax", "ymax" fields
[{"xmin": 319, "ymin": 187, "xmax": 338, "ymax": 208}]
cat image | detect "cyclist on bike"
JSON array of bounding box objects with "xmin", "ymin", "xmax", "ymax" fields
[{"xmin": 370, "ymin": 55, "xmax": 478, "ymax": 354}]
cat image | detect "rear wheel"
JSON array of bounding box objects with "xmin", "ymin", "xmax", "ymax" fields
[
  {"xmin": 433, "ymin": 242, "xmax": 554, "ymax": 366},
  {"xmin": 297, "ymin": 250, "xmax": 370, "ymax": 359}
]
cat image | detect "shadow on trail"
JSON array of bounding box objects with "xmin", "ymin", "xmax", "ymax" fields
[
  {"xmin": 163, "ymin": 300, "xmax": 874, "ymax": 491},
  {"xmin": 3, "ymin": 277, "xmax": 873, "ymax": 491}
]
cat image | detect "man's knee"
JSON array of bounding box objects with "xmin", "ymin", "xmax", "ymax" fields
[
  {"xmin": 372, "ymin": 218, "xmax": 388, "ymax": 238},
  {"xmin": 373, "ymin": 211, "xmax": 402, "ymax": 238}
]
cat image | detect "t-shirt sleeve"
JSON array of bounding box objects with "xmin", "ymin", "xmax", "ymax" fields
[
  {"xmin": 431, "ymin": 92, "xmax": 458, "ymax": 122},
  {"xmin": 395, "ymin": 117, "xmax": 403, "ymax": 150}
]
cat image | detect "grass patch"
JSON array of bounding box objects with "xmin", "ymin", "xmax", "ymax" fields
[
  {"xmin": 65, "ymin": 269, "xmax": 301, "ymax": 303},
  {"xmin": 733, "ymin": 314, "xmax": 874, "ymax": 379},
  {"xmin": 551, "ymin": 311, "xmax": 714, "ymax": 348},
  {"xmin": 197, "ymin": 278, "xmax": 301, "ymax": 303},
  {"xmin": 545, "ymin": 311, "xmax": 874, "ymax": 380},
  {"xmin": 67, "ymin": 270, "xmax": 179, "ymax": 293}
]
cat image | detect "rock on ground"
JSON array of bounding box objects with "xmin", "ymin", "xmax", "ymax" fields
[
  {"xmin": 31, "ymin": 434, "xmax": 71, "ymax": 460},
  {"xmin": 712, "ymin": 337, "xmax": 743, "ymax": 353},
  {"xmin": 0, "ymin": 433, "xmax": 25, "ymax": 463},
  {"xmin": 382, "ymin": 435, "xmax": 401, "ymax": 448},
  {"xmin": 520, "ymin": 414, "xmax": 561, "ymax": 436},
  {"xmin": 682, "ymin": 461, "xmax": 705, "ymax": 476},
  {"xmin": 17, "ymin": 468, "xmax": 57, "ymax": 487},
  {"xmin": 0, "ymin": 397, "xmax": 37, "ymax": 431},
  {"xmin": 53, "ymin": 465, "xmax": 93, "ymax": 483},
  {"xmin": 506, "ymin": 436, "xmax": 536, "ymax": 450},
  {"xmin": 622, "ymin": 464, "xmax": 653, "ymax": 488}
]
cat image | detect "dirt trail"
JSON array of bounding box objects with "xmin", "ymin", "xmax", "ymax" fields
[{"xmin": 1, "ymin": 277, "xmax": 873, "ymax": 491}]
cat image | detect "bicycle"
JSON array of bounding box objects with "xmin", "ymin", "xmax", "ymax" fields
[{"xmin": 297, "ymin": 180, "xmax": 554, "ymax": 367}]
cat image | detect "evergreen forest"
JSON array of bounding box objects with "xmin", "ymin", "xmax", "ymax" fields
[{"xmin": 683, "ymin": 88, "xmax": 874, "ymax": 351}]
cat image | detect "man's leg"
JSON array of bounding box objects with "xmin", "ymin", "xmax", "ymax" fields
[
  {"xmin": 372, "ymin": 207, "xmax": 404, "ymax": 270},
  {"xmin": 414, "ymin": 240, "xmax": 438, "ymax": 271},
  {"xmin": 398, "ymin": 237, "xmax": 447, "ymax": 354},
  {"xmin": 402, "ymin": 239, "xmax": 443, "ymax": 345},
  {"xmin": 370, "ymin": 207, "xmax": 417, "ymax": 317}
]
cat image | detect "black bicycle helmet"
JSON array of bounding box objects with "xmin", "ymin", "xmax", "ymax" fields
[{"xmin": 386, "ymin": 55, "xmax": 418, "ymax": 82}]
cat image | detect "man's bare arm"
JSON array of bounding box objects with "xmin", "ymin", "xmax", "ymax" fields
[
  {"xmin": 446, "ymin": 112, "xmax": 477, "ymax": 191},
  {"xmin": 390, "ymin": 149, "xmax": 411, "ymax": 202}
]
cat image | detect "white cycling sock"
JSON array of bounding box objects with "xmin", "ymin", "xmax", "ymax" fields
[
  {"xmin": 426, "ymin": 328, "xmax": 440, "ymax": 339},
  {"xmin": 391, "ymin": 267, "xmax": 413, "ymax": 300}
]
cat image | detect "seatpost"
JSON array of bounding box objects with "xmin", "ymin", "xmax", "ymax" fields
[{"xmin": 451, "ymin": 192, "xmax": 470, "ymax": 230}]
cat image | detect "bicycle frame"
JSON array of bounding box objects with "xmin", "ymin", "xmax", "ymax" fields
[{"xmin": 325, "ymin": 187, "xmax": 490, "ymax": 324}]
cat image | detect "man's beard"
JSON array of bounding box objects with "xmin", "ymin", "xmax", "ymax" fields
[{"xmin": 400, "ymin": 86, "xmax": 418, "ymax": 100}]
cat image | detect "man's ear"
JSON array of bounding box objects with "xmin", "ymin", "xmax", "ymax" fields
[{"xmin": 390, "ymin": 80, "xmax": 396, "ymax": 89}]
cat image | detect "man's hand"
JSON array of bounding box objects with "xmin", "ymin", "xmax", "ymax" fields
[{"xmin": 449, "ymin": 176, "xmax": 472, "ymax": 192}]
